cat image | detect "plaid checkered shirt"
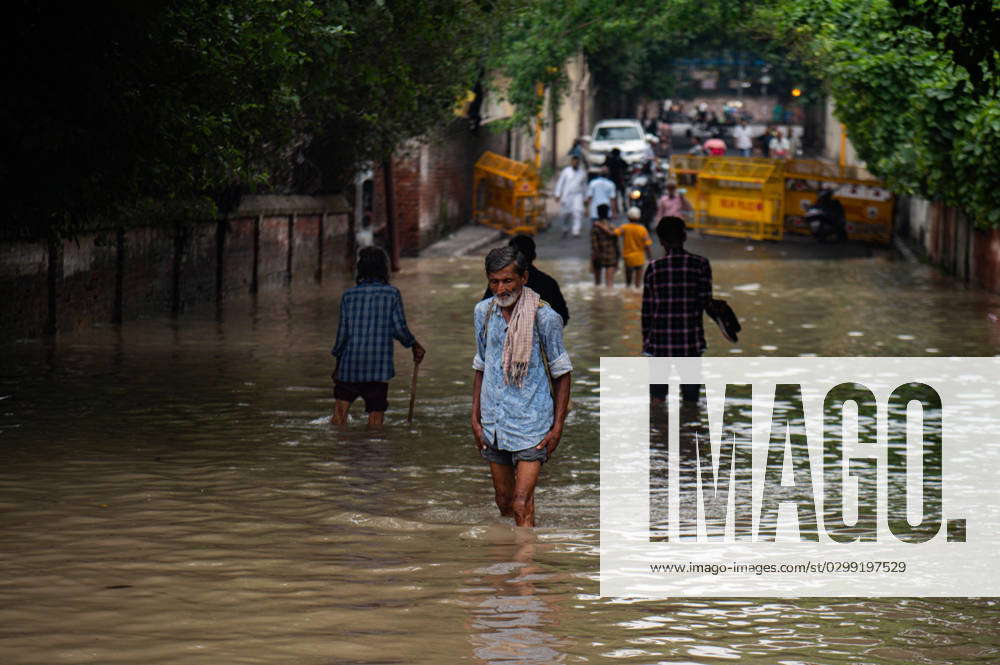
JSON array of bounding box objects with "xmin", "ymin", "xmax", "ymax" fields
[
  {"xmin": 331, "ymin": 280, "xmax": 416, "ymax": 382},
  {"xmin": 641, "ymin": 247, "xmax": 713, "ymax": 356}
]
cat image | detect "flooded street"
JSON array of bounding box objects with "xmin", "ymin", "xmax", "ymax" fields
[{"xmin": 3, "ymin": 231, "xmax": 1000, "ymax": 665}]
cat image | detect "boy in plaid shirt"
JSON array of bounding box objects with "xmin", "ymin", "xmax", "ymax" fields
[
  {"xmin": 642, "ymin": 216, "xmax": 713, "ymax": 403},
  {"xmin": 331, "ymin": 247, "xmax": 425, "ymax": 425}
]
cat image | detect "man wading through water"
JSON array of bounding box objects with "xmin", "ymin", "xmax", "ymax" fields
[
  {"xmin": 471, "ymin": 247, "xmax": 572, "ymax": 527},
  {"xmin": 330, "ymin": 247, "xmax": 425, "ymax": 425}
]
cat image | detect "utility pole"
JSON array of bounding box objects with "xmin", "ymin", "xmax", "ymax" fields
[{"xmin": 382, "ymin": 158, "xmax": 400, "ymax": 272}]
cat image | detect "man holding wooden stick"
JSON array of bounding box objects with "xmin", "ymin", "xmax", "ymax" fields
[{"xmin": 331, "ymin": 247, "xmax": 425, "ymax": 426}]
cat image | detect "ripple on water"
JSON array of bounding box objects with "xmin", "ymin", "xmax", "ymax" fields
[{"xmin": 3, "ymin": 256, "xmax": 1000, "ymax": 664}]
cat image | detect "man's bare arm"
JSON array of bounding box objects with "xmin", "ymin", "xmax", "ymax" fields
[
  {"xmin": 470, "ymin": 370, "xmax": 486, "ymax": 451},
  {"xmin": 535, "ymin": 372, "xmax": 571, "ymax": 455}
]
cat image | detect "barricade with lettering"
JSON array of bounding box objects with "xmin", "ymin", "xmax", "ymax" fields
[
  {"xmin": 691, "ymin": 158, "xmax": 785, "ymax": 241},
  {"xmin": 472, "ymin": 151, "xmax": 546, "ymax": 235}
]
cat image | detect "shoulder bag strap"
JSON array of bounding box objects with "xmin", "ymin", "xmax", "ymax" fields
[{"xmin": 534, "ymin": 302, "xmax": 555, "ymax": 396}]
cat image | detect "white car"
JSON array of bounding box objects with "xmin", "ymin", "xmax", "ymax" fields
[{"xmin": 582, "ymin": 119, "xmax": 656, "ymax": 172}]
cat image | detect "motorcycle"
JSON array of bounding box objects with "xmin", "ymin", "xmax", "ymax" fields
[
  {"xmin": 805, "ymin": 189, "xmax": 847, "ymax": 243},
  {"xmin": 626, "ymin": 160, "xmax": 663, "ymax": 228}
]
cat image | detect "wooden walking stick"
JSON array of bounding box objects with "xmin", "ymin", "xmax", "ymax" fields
[{"xmin": 406, "ymin": 359, "xmax": 420, "ymax": 424}]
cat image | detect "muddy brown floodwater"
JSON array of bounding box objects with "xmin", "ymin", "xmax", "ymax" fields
[{"xmin": 2, "ymin": 238, "xmax": 1000, "ymax": 664}]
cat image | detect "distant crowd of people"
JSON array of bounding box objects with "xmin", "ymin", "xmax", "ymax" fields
[
  {"xmin": 635, "ymin": 100, "xmax": 802, "ymax": 160},
  {"xmin": 554, "ymin": 154, "xmax": 694, "ymax": 289}
]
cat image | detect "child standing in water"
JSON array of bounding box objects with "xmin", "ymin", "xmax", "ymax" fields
[
  {"xmin": 590, "ymin": 203, "xmax": 619, "ymax": 288},
  {"xmin": 616, "ymin": 206, "xmax": 653, "ymax": 287}
]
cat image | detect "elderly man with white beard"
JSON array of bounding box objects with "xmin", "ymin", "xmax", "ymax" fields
[{"xmin": 470, "ymin": 246, "xmax": 572, "ymax": 527}]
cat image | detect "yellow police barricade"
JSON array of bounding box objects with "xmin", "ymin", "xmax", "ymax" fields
[
  {"xmin": 668, "ymin": 154, "xmax": 706, "ymax": 182},
  {"xmin": 783, "ymin": 160, "xmax": 895, "ymax": 244},
  {"xmin": 472, "ymin": 151, "xmax": 546, "ymax": 236},
  {"xmin": 691, "ymin": 158, "xmax": 786, "ymax": 241}
]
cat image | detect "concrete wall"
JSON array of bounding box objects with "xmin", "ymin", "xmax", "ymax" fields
[
  {"xmin": 548, "ymin": 53, "xmax": 596, "ymax": 172},
  {"xmin": 896, "ymin": 196, "xmax": 1000, "ymax": 294},
  {"xmin": 0, "ymin": 196, "xmax": 351, "ymax": 340},
  {"xmin": 824, "ymin": 99, "xmax": 862, "ymax": 168}
]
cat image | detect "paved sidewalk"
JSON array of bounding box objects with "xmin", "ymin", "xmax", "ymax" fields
[
  {"xmin": 420, "ymin": 224, "xmax": 506, "ymax": 258},
  {"xmin": 421, "ymin": 187, "xmax": 560, "ymax": 258}
]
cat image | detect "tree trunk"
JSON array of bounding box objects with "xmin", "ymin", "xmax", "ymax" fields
[{"xmin": 382, "ymin": 158, "xmax": 400, "ymax": 272}]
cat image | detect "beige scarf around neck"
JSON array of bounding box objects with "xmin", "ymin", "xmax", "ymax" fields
[{"xmin": 501, "ymin": 285, "xmax": 540, "ymax": 388}]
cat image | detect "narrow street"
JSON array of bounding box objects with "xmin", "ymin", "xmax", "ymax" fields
[{"xmin": 3, "ymin": 206, "xmax": 998, "ymax": 664}]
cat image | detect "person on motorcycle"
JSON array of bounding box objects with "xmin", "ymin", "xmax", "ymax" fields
[
  {"xmin": 807, "ymin": 188, "xmax": 847, "ymax": 242},
  {"xmin": 605, "ymin": 148, "xmax": 630, "ymax": 204},
  {"xmin": 627, "ymin": 161, "xmax": 662, "ymax": 228}
]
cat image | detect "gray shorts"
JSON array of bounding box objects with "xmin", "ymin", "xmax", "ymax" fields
[{"xmin": 480, "ymin": 441, "xmax": 548, "ymax": 466}]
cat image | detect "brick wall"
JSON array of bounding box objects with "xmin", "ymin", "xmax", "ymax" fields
[
  {"xmin": 897, "ymin": 196, "xmax": 1000, "ymax": 295},
  {"xmin": 121, "ymin": 226, "xmax": 179, "ymax": 320},
  {"xmin": 176, "ymin": 223, "xmax": 218, "ymax": 312},
  {"xmin": 395, "ymin": 152, "xmax": 423, "ymax": 255},
  {"xmin": 0, "ymin": 196, "xmax": 352, "ymax": 340},
  {"xmin": 291, "ymin": 215, "xmax": 321, "ymax": 281},
  {"xmin": 258, "ymin": 216, "xmax": 290, "ymax": 288},
  {"xmin": 372, "ymin": 119, "xmax": 511, "ymax": 256},
  {"xmin": 59, "ymin": 233, "xmax": 118, "ymax": 332},
  {"xmin": 0, "ymin": 241, "xmax": 48, "ymax": 337},
  {"xmin": 322, "ymin": 213, "xmax": 350, "ymax": 277},
  {"xmin": 973, "ymin": 227, "xmax": 1000, "ymax": 295},
  {"xmin": 223, "ymin": 217, "xmax": 256, "ymax": 296}
]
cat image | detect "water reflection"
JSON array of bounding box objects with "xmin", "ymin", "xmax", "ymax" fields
[
  {"xmin": 650, "ymin": 388, "xmax": 756, "ymax": 542},
  {"xmin": 1, "ymin": 248, "xmax": 999, "ymax": 664},
  {"xmin": 468, "ymin": 530, "xmax": 566, "ymax": 664}
]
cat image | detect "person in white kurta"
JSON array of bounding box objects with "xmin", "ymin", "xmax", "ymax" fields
[
  {"xmin": 553, "ymin": 155, "xmax": 588, "ymax": 237},
  {"xmin": 732, "ymin": 120, "xmax": 753, "ymax": 157}
]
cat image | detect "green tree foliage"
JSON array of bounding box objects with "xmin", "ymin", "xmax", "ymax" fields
[
  {"xmin": 294, "ymin": 1, "xmax": 496, "ymax": 192},
  {"xmin": 3, "ymin": 1, "xmax": 328, "ymax": 239},
  {"xmin": 488, "ymin": 0, "xmax": 705, "ymax": 126},
  {"xmin": 2, "ymin": 0, "xmax": 494, "ymax": 239},
  {"xmin": 490, "ymin": 0, "xmax": 819, "ymax": 126},
  {"xmin": 757, "ymin": 0, "xmax": 1000, "ymax": 227}
]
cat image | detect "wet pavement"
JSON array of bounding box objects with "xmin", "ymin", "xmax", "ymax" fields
[{"xmin": 429, "ymin": 189, "xmax": 897, "ymax": 264}]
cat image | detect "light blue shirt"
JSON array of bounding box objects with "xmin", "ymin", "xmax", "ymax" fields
[
  {"xmin": 473, "ymin": 298, "xmax": 572, "ymax": 451},
  {"xmin": 587, "ymin": 176, "xmax": 618, "ymax": 218}
]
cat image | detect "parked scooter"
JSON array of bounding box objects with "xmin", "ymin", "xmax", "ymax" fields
[{"xmin": 805, "ymin": 189, "xmax": 847, "ymax": 243}]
